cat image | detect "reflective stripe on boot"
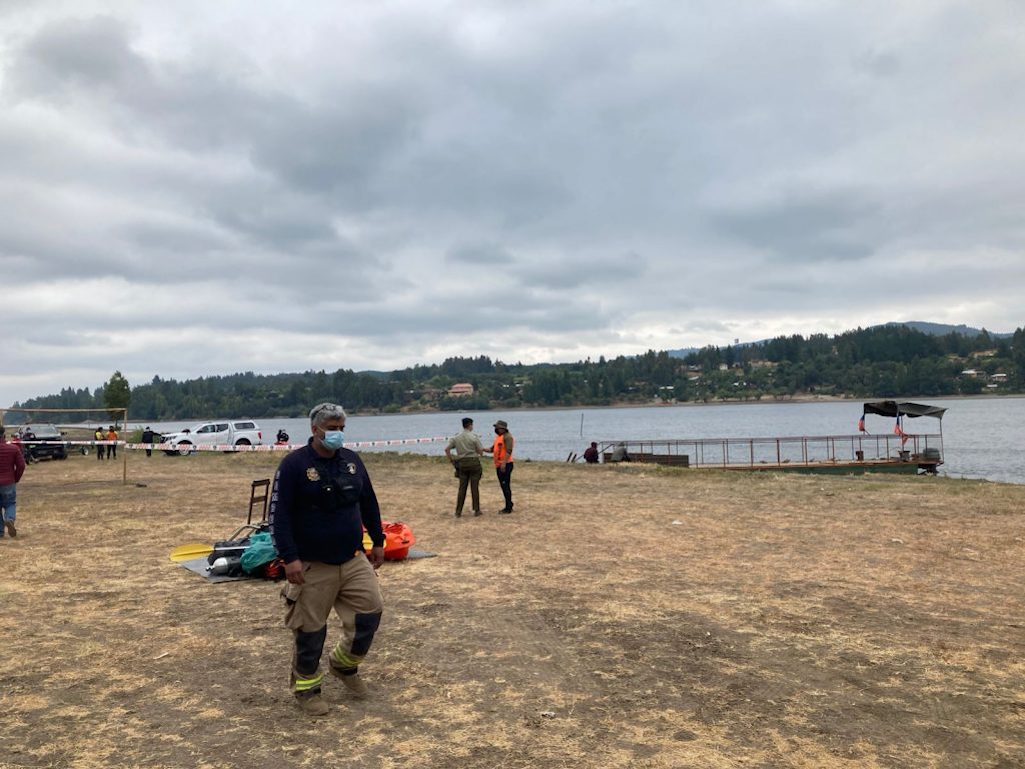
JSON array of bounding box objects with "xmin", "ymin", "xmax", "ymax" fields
[
  {"xmin": 330, "ymin": 644, "xmax": 362, "ymax": 673},
  {"xmin": 293, "ymin": 673, "xmax": 324, "ymax": 694}
]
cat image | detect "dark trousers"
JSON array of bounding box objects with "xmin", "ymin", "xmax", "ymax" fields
[
  {"xmin": 106, "ymin": 444, "xmax": 116, "ymax": 459},
  {"xmin": 455, "ymin": 459, "xmax": 482, "ymax": 514},
  {"xmin": 496, "ymin": 463, "xmax": 514, "ymax": 510},
  {"xmin": 96, "ymin": 445, "xmax": 104, "ymax": 460}
]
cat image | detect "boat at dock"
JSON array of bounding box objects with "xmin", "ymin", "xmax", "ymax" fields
[{"xmin": 597, "ymin": 400, "xmax": 947, "ymax": 475}]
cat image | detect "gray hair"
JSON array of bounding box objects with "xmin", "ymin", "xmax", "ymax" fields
[{"xmin": 309, "ymin": 402, "xmax": 347, "ymax": 426}]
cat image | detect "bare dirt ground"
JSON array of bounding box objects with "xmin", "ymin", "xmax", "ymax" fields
[{"xmin": 1, "ymin": 450, "xmax": 1024, "ymax": 769}]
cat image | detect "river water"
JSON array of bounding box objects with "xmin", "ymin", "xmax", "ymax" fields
[{"xmin": 140, "ymin": 396, "xmax": 1025, "ymax": 485}]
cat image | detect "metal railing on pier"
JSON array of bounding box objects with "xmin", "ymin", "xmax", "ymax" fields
[{"xmin": 596, "ymin": 433, "xmax": 943, "ymax": 470}]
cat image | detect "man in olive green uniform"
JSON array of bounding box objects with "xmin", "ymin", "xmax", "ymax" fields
[{"xmin": 444, "ymin": 417, "xmax": 484, "ymax": 517}]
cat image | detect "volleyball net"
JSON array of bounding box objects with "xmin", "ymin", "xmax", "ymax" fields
[{"xmin": 0, "ymin": 406, "xmax": 131, "ymax": 483}]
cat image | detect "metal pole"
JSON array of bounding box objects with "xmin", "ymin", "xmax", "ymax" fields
[{"xmin": 122, "ymin": 407, "xmax": 128, "ymax": 485}]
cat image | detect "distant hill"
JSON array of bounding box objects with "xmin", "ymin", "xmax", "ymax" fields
[
  {"xmin": 665, "ymin": 346, "xmax": 699, "ymax": 359},
  {"xmin": 11, "ymin": 321, "xmax": 1023, "ymax": 416},
  {"xmin": 665, "ymin": 320, "xmax": 1014, "ymax": 358},
  {"xmin": 882, "ymin": 321, "xmax": 1013, "ymax": 339}
]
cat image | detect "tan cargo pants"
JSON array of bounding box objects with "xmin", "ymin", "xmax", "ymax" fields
[{"xmin": 282, "ymin": 554, "xmax": 384, "ymax": 690}]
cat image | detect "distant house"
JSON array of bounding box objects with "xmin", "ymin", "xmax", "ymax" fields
[
  {"xmin": 960, "ymin": 369, "xmax": 980, "ymax": 378},
  {"xmin": 990, "ymin": 373, "xmax": 1008, "ymax": 383},
  {"xmin": 447, "ymin": 382, "xmax": 474, "ymax": 397}
]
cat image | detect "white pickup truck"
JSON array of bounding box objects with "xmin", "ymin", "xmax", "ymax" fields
[{"xmin": 162, "ymin": 420, "xmax": 263, "ymax": 455}]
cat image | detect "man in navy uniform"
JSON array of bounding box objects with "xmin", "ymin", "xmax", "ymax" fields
[{"xmin": 271, "ymin": 403, "xmax": 385, "ymax": 716}]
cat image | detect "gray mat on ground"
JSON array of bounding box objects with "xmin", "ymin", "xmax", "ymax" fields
[
  {"xmin": 179, "ymin": 557, "xmax": 251, "ymax": 583},
  {"xmin": 178, "ymin": 549, "xmax": 437, "ymax": 582}
]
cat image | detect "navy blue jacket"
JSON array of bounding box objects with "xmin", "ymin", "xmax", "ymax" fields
[{"xmin": 270, "ymin": 440, "xmax": 384, "ymax": 565}]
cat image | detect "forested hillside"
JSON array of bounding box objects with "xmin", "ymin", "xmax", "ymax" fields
[{"xmin": 11, "ymin": 325, "xmax": 1023, "ymax": 422}]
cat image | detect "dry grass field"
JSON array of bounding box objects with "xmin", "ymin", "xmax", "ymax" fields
[{"xmin": 1, "ymin": 449, "xmax": 1024, "ymax": 769}]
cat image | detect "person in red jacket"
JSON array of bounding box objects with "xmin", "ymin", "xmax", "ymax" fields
[{"xmin": 0, "ymin": 426, "xmax": 27, "ymax": 538}]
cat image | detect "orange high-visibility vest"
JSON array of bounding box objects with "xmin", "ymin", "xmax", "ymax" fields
[{"xmin": 492, "ymin": 434, "xmax": 513, "ymax": 467}]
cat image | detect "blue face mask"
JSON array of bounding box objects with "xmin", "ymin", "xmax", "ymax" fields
[{"xmin": 321, "ymin": 430, "xmax": 345, "ymax": 450}]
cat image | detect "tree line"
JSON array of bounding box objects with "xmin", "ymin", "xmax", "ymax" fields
[{"xmin": 9, "ymin": 325, "xmax": 1023, "ymax": 422}]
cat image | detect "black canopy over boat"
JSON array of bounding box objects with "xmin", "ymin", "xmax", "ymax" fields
[{"xmin": 862, "ymin": 401, "xmax": 948, "ymax": 420}]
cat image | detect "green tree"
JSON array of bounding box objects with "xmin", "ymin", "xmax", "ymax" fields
[{"xmin": 103, "ymin": 371, "xmax": 131, "ymax": 424}]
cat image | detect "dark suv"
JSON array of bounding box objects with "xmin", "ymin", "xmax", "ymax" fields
[{"xmin": 17, "ymin": 423, "xmax": 69, "ymax": 461}]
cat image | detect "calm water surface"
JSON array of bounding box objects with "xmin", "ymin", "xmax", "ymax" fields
[{"xmin": 144, "ymin": 396, "xmax": 1025, "ymax": 485}]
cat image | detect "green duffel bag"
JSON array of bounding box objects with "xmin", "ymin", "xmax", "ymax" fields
[{"xmin": 240, "ymin": 531, "xmax": 278, "ymax": 575}]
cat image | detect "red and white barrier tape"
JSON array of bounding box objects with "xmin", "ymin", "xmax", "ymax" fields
[{"xmin": 16, "ymin": 437, "xmax": 447, "ymax": 451}]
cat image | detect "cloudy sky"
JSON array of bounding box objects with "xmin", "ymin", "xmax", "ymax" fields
[{"xmin": 2, "ymin": 1, "xmax": 1023, "ymax": 407}]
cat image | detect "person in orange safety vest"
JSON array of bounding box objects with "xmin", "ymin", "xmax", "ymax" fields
[{"xmin": 483, "ymin": 419, "xmax": 515, "ymax": 513}]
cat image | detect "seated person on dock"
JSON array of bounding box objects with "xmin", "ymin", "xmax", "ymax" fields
[
  {"xmin": 583, "ymin": 442, "xmax": 599, "ymax": 464},
  {"xmin": 609, "ymin": 443, "xmax": 630, "ymax": 463}
]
